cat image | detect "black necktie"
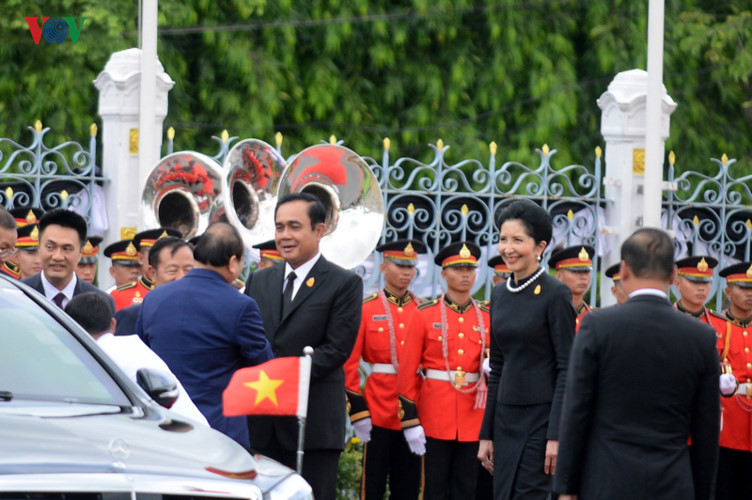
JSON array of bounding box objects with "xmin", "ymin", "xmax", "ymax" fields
[
  {"xmin": 282, "ymin": 272, "xmax": 297, "ymax": 316},
  {"xmin": 52, "ymin": 293, "xmax": 66, "ymax": 309}
]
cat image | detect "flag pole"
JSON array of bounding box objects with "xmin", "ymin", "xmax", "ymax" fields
[{"xmin": 297, "ymin": 346, "xmax": 314, "ymax": 475}]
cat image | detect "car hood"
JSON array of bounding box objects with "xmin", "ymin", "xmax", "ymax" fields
[{"xmin": 0, "ymin": 403, "xmax": 293, "ymax": 490}]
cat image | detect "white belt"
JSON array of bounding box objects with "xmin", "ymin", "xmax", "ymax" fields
[
  {"xmin": 372, "ymin": 363, "xmax": 397, "ymax": 375},
  {"xmin": 737, "ymin": 383, "xmax": 752, "ymax": 397},
  {"xmin": 424, "ymin": 368, "xmax": 479, "ymax": 385}
]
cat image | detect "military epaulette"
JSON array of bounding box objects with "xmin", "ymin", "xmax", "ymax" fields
[
  {"xmin": 116, "ymin": 281, "xmax": 138, "ymax": 292},
  {"xmin": 362, "ymin": 292, "xmax": 378, "ymax": 304},
  {"xmin": 709, "ymin": 309, "xmax": 727, "ymax": 320},
  {"xmin": 479, "ymin": 303, "xmax": 490, "ymax": 314},
  {"xmin": 417, "ymin": 298, "xmax": 440, "ymax": 310}
]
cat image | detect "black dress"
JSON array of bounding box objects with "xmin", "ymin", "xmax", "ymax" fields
[{"xmin": 479, "ymin": 270, "xmax": 576, "ymax": 499}]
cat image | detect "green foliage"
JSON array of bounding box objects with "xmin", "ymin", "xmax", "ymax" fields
[
  {"xmin": 337, "ymin": 437, "xmax": 363, "ymax": 500},
  {"xmin": 1, "ymin": 1, "xmax": 751, "ymax": 175}
]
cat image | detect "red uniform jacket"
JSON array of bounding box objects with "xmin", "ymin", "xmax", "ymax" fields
[
  {"xmin": 715, "ymin": 310, "xmax": 752, "ymax": 452},
  {"xmin": 575, "ymin": 302, "xmax": 593, "ymax": 332},
  {"xmin": 344, "ymin": 289, "xmax": 420, "ymax": 431},
  {"xmin": 398, "ymin": 296, "xmax": 490, "ymax": 442},
  {"xmin": 110, "ymin": 276, "xmax": 153, "ymax": 312}
]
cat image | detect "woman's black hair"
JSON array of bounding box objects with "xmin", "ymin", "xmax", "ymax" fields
[{"xmin": 496, "ymin": 199, "xmax": 552, "ymax": 245}]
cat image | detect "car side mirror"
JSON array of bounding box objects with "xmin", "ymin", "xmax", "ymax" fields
[{"xmin": 136, "ymin": 368, "xmax": 179, "ymax": 409}]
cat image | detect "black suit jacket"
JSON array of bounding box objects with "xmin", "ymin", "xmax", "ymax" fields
[
  {"xmin": 244, "ymin": 256, "xmax": 363, "ymax": 451},
  {"xmin": 21, "ymin": 273, "xmax": 116, "ymax": 315},
  {"xmin": 554, "ymin": 294, "xmax": 720, "ymax": 499},
  {"xmin": 114, "ymin": 304, "xmax": 140, "ymax": 335}
]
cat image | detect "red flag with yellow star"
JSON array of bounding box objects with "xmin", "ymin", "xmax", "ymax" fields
[{"xmin": 223, "ymin": 356, "xmax": 311, "ymax": 418}]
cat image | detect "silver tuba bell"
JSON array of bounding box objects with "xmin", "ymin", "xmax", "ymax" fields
[
  {"xmin": 221, "ymin": 139, "xmax": 286, "ymax": 250},
  {"xmin": 278, "ymin": 144, "xmax": 384, "ymax": 269},
  {"xmin": 141, "ymin": 151, "xmax": 223, "ymax": 239}
]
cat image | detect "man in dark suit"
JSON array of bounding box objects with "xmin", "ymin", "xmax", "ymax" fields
[
  {"xmin": 136, "ymin": 223, "xmax": 272, "ymax": 448},
  {"xmin": 21, "ymin": 209, "xmax": 115, "ymax": 313},
  {"xmin": 114, "ymin": 236, "xmax": 194, "ymax": 335},
  {"xmin": 245, "ymin": 193, "xmax": 363, "ymax": 500},
  {"xmin": 554, "ymin": 228, "xmax": 720, "ymax": 500}
]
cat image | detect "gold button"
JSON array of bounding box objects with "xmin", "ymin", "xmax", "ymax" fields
[
  {"xmin": 400, "ymin": 340, "xmax": 404, "ymax": 346},
  {"xmin": 457, "ymin": 366, "xmax": 463, "ymax": 371},
  {"xmin": 458, "ymin": 333, "xmax": 465, "ymax": 339},
  {"xmin": 747, "ymin": 378, "xmax": 751, "ymax": 383},
  {"xmin": 458, "ymin": 349, "xmax": 464, "ymax": 355},
  {"xmin": 747, "ymin": 363, "xmax": 751, "ymax": 369},
  {"xmin": 458, "ymin": 317, "xmax": 464, "ymax": 323},
  {"xmin": 438, "ymin": 336, "xmax": 442, "ymax": 341},
  {"xmin": 745, "ymin": 331, "xmax": 749, "ymax": 337},
  {"xmin": 399, "ymin": 323, "xmax": 405, "ymax": 329},
  {"xmin": 478, "ymin": 340, "xmax": 482, "ymax": 344},
  {"xmin": 378, "ymin": 327, "xmax": 384, "ymax": 332},
  {"xmin": 746, "ymin": 347, "xmax": 750, "ymax": 353},
  {"xmin": 398, "ymin": 307, "xmax": 403, "ymax": 312}
]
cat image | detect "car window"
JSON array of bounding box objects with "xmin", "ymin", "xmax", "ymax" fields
[{"xmin": 0, "ymin": 286, "xmax": 130, "ymax": 406}]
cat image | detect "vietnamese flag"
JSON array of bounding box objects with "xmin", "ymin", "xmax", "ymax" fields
[{"xmin": 223, "ymin": 355, "xmax": 312, "ymax": 418}]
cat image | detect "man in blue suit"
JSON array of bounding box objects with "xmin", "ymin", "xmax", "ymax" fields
[{"xmin": 137, "ymin": 222, "xmax": 273, "ymax": 449}]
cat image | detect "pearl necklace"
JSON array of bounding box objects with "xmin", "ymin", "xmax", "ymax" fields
[{"xmin": 506, "ymin": 266, "xmax": 545, "ymax": 293}]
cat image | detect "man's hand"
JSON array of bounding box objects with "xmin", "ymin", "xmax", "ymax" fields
[
  {"xmin": 544, "ymin": 439, "xmax": 558, "ymax": 475},
  {"xmin": 403, "ymin": 425, "xmax": 426, "ymax": 455},
  {"xmin": 352, "ymin": 417, "xmax": 372, "ymax": 443},
  {"xmin": 477, "ymin": 439, "xmax": 494, "ymax": 475}
]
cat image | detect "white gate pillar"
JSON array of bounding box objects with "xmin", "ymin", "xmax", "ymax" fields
[
  {"xmin": 597, "ymin": 69, "xmax": 676, "ymax": 305},
  {"xmin": 93, "ymin": 48, "xmax": 174, "ymax": 291}
]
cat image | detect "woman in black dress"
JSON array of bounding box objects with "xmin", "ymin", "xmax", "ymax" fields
[{"xmin": 478, "ymin": 199, "xmax": 576, "ymax": 499}]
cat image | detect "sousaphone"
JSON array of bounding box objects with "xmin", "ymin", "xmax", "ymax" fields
[{"xmin": 277, "ymin": 144, "xmax": 384, "ymax": 269}]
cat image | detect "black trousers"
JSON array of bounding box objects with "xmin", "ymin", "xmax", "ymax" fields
[
  {"xmin": 716, "ymin": 446, "xmax": 752, "ymax": 500},
  {"xmin": 361, "ymin": 426, "xmax": 422, "ymax": 500},
  {"xmin": 424, "ymin": 437, "xmax": 478, "ymax": 500},
  {"xmin": 254, "ymin": 437, "xmax": 340, "ymax": 500}
]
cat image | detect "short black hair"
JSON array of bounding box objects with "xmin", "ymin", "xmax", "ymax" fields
[
  {"xmin": 275, "ymin": 193, "xmax": 326, "ymax": 229},
  {"xmin": 148, "ymin": 236, "xmax": 192, "ymax": 269},
  {"xmin": 621, "ymin": 228, "xmax": 674, "ymax": 281},
  {"xmin": 39, "ymin": 209, "xmax": 87, "ymax": 246},
  {"xmin": 0, "ymin": 207, "xmax": 15, "ymax": 230},
  {"xmin": 65, "ymin": 292, "xmax": 113, "ymax": 336},
  {"xmin": 193, "ymin": 222, "xmax": 244, "ymax": 267},
  {"xmin": 496, "ymin": 199, "xmax": 552, "ymax": 245}
]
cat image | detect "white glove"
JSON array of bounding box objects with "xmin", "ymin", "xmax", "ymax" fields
[
  {"xmin": 482, "ymin": 357, "xmax": 491, "ymax": 377},
  {"xmin": 403, "ymin": 425, "xmax": 426, "ymax": 456},
  {"xmin": 352, "ymin": 418, "xmax": 372, "ymax": 443},
  {"xmin": 720, "ymin": 373, "xmax": 738, "ymax": 397}
]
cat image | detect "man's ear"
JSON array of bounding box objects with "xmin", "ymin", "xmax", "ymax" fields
[{"xmin": 314, "ymin": 222, "xmax": 326, "ymax": 239}]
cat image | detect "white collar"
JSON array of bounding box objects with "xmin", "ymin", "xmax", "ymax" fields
[
  {"xmin": 628, "ymin": 288, "xmax": 669, "ymax": 300},
  {"xmin": 41, "ymin": 271, "xmax": 77, "ymax": 301},
  {"xmin": 284, "ymin": 252, "xmax": 321, "ymax": 282}
]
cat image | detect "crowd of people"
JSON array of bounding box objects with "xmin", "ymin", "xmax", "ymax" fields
[{"xmin": 1, "ymin": 194, "xmax": 750, "ymax": 500}]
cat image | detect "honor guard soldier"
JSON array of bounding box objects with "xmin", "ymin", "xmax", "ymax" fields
[
  {"xmin": 487, "ymin": 254, "xmax": 512, "ymax": 286},
  {"xmin": 715, "ymin": 262, "xmax": 752, "ymax": 499},
  {"xmin": 110, "ymin": 228, "xmax": 181, "ymax": 311},
  {"xmin": 397, "ymin": 241, "xmax": 490, "ymax": 500},
  {"xmin": 11, "ymin": 217, "xmax": 43, "ymax": 279},
  {"xmin": 549, "ymin": 245, "xmax": 595, "ymax": 331},
  {"xmin": 344, "ymin": 239, "xmax": 427, "ymax": 500},
  {"xmin": 104, "ymin": 240, "xmax": 143, "ymax": 308},
  {"xmin": 252, "ymin": 239, "xmax": 284, "ymax": 271},
  {"xmin": 673, "ymin": 256, "xmax": 722, "ymax": 324},
  {"xmin": 604, "ymin": 263, "xmax": 627, "ymax": 304},
  {"xmin": 75, "ymin": 236, "xmax": 103, "ymax": 284}
]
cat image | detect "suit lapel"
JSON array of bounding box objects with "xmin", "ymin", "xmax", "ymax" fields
[
  {"xmin": 280, "ymin": 257, "xmax": 329, "ymax": 324},
  {"xmin": 267, "ymin": 264, "xmax": 284, "ymax": 333}
]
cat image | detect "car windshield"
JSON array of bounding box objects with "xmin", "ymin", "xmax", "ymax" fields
[{"xmin": 0, "ymin": 282, "xmax": 130, "ymax": 406}]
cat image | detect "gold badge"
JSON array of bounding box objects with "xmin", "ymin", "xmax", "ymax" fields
[
  {"xmin": 306, "ymin": 277, "xmax": 315, "ymax": 287},
  {"xmin": 578, "ymin": 247, "xmax": 589, "ymax": 261},
  {"xmin": 25, "ymin": 210, "xmax": 36, "ymax": 224},
  {"xmin": 30, "ymin": 226, "xmax": 39, "ymax": 241},
  {"xmin": 697, "ymin": 257, "xmax": 708, "ymax": 273},
  {"xmin": 159, "ymin": 230, "xmax": 169, "ymax": 239},
  {"xmin": 459, "ymin": 244, "xmax": 471, "ymax": 258},
  {"xmin": 404, "ymin": 242, "xmax": 415, "ymax": 256},
  {"xmin": 746, "ymin": 264, "xmax": 752, "ymax": 279},
  {"xmin": 534, "ymin": 284, "xmax": 541, "ymax": 295},
  {"xmin": 398, "ymin": 400, "xmax": 405, "ymax": 420},
  {"xmin": 83, "ymin": 240, "xmax": 93, "ymax": 254},
  {"xmin": 126, "ymin": 242, "xmax": 137, "ymax": 256}
]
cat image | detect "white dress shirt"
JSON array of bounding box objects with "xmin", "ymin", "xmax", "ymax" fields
[
  {"xmin": 41, "ymin": 272, "xmax": 77, "ymax": 308},
  {"xmin": 283, "ymin": 252, "xmax": 321, "ymax": 300},
  {"xmin": 96, "ymin": 333, "xmax": 209, "ymax": 425}
]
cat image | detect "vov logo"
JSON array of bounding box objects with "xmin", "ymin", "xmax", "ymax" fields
[{"xmin": 25, "ymin": 17, "xmax": 86, "ymax": 45}]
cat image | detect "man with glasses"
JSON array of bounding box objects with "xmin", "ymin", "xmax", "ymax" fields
[{"xmin": 0, "ymin": 206, "xmax": 18, "ymax": 278}]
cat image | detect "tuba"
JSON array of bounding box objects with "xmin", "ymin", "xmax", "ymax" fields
[
  {"xmin": 141, "ymin": 151, "xmax": 223, "ymax": 239},
  {"xmin": 277, "ymin": 144, "xmax": 384, "ymax": 269}
]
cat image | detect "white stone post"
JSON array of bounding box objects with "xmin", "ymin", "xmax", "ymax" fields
[
  {"xmin": 93, "ymin": 48, "xmax": 174, "ymax": 291},
  {"xmin": 597, "ymin": 69, "xmax": 676, "ymax": 305}
]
